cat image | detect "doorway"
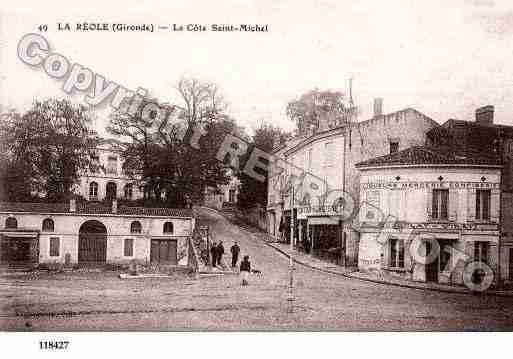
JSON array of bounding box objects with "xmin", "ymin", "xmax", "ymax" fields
[
  {"xmin": 425, "ymin": 240, "xmax": 439, "ymax": 282},
  {"xmin": 150, "ymin": 239, "xmax": 177, "ymax": 264},
  {"xmin": 78, "ymin": 220, "xmax": 107, "ymax": 264}
]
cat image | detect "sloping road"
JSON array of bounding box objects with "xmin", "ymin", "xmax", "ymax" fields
[{"xmin": 1, "ymin": 206, "xmax": 512, "ymax": 330}]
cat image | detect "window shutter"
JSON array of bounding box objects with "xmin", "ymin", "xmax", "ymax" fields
[
  {"xmin": 467, "ymin": 189, "xmax": 476, "ymax": 222},
  {"xmin": 426, "ymin": 189, "xmax": 433, "ymax": 220},
  {"xmin": 490, "ymin": 189, "xmax": 500, "ymax": 223},
  {"xmin": 449, "ymin": 190, "xmax": 458, "ymax": 222}
]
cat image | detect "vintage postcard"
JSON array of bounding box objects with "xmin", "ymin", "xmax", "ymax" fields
[{"xmin": 0, "ymin": 0, "xmax": 512, "ymax": 356}]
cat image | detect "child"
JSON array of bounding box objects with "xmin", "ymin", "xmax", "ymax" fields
[{"xmin": 240, "ymin": 255, "xmax": 251, "ymax": 286}]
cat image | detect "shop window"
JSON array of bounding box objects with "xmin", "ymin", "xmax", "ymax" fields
[
  {"xmin": 124, "ymin": 238, "xmax": 134, "ymax": 257},
  {"xmin": 474, "ymin": 241, "xmax": 489, "ymax": 264},
  {"xmin": 5, "ymin": 217, "xmax": 17, "ymax": 229},
  {"xmin": 42, "ymin": 218, "xmax": 54, "ymax": 232},
  {"xmin": 432, "ymin": 189, "xmax": 449, "ymax": 220},
  {"xmin": 130, "ymin": 221, "xmax": 142, "ymax": 234},
  {"xmin": 49, "ymin": 237, "xmax": 60, "ymax": 257},
  {"xmin": 476, "ymin": 190, "xmax": 491, "ymax": 221},
  {"xmin": 163, "ymin": 222, "xmax": 174, "ymax": 234},
  {"xmin": 389, "ymin": 238, "xmax": 404, "ymax": 268}
]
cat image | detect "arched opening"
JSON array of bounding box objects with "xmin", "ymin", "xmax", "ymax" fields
[
  {"xmin": 5, "ymin": 217, "xmax": 17, "ymax": 229},
  {"xmin": 42, "ymin": 218, "xmax": 54, "ymax": 232},
  {"xmin": 106, "ymin": 182, "xmax": 117, "ymax": 201},
  {"xmin": 130, "ymin": 221, "xmax": 142, "ymax": 234},
  {"xmin": 163, "ymin": 221, "xmax": 174, "ymax": 234},
  {"xmin": 78, "ymin": 220, "xmax": 107, "ymax": 264}
]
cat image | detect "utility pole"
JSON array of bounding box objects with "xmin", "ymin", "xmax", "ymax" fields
[{"xmin": 288, "ymin": 185, "xmax": 295, "ymax": 313}]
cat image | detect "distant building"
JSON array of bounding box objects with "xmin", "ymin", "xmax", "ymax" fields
[
  {"xmin": 203, "ymin": 170, "xmax": 240, "ymax": 210},
  {"xmin": 0, "ymin": 200, "xmax": 195, "ymax": 267},
  {"xmin": 75, "ymin": 138, "xmax": 144, "ymax": 202},
  {"xmin": 267, "ymin": 100, "xmax": 438, "ymax": 266}
]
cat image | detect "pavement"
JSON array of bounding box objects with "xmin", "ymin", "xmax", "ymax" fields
[
  {"xmin": 1, "ymin": 206, "xmax": 513, "ymax": 330},
  {"xmin": 266, "ymin": 242, "xmax": 513, "ymax": 297}
]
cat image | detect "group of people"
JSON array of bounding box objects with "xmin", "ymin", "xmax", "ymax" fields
[{"xmin": 209, "ymin": 240, "xmax": 252, "ymax": 285}]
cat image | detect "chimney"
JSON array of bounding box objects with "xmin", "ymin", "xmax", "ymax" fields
[
  {"xmin": 373, "ymin": 98, "xmax": 383, "ymax": 118},
  {"xmin": 475, "ymin": 105, "xmax": 494, "ymax": 125},
  {"xmin": 69, "ymin": 198, "xmax": 76, "ymax": 213},
  {"xmin": 112, "ymin": 199, "xmax": 118, "ymax": 214}
]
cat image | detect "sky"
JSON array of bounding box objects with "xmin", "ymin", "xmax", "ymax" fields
[{"xmin": 2, "ymin": 0, "xmax": 513, "ymax": 137}]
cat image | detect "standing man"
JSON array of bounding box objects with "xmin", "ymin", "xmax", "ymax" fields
[
  {"xmin": 230, "ymin": 241, "xmax": 240, "ymax": 268},
  {"xmin": 210, "ymin": 240, "xmax": 218, "ymax": 268},
  {"xmin": 217, "ymin": 241, "xmax": 225, "ymax": 267}
]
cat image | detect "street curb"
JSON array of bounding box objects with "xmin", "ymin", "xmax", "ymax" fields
[
  {"xmin": 264, "ymin": 243, "xmax": 513, "ymax": 298},
  {"xmin": 199, "ymin": 206, "xmax": 513, "ymax": 297}
]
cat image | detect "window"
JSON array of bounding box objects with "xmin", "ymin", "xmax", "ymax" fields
[
  {"xmin": 432, "ymin": 189, "xmax": 449, "ymax": 220},
  {"xmin": 163, "ymin": 222, "xmax": 174, "ymax": 234},
  {"xmin": 49, "ymin": 237, "xmax": 60, "ymax": 257},
  {"xmin": 474, "ymin": 241, "xmax": 489, "ymax": 264},
  {"xmin": 324, "ymin": 142, "xmax": 334, "ymax": 167},
  {"xmin": 106, "ymin": 182, "xmax": 117, "ymax": 200},
  {"xmin": 89, "ymin": 182, "xmax": 98, "ymax": 200},
  {"xmin": 124, "ymin": 238, "xmax": 134, "ymax": 257},
  {"xmin": 390, "ymin": 141, "xmax": 399, "ymax": 154},
  {"xmin": 307, "ymin": 148, "xmax": 312, "ymax": 170},
  {"xmin": 476, "ymin": 190, "xmax": 491, "ymax": 221},
  {"xmin": 229, "ymin": 189, "xmax": 236, "ymax": 203},
  {"xmin": 130, "ymin": 221, "xmax": 142, "ymax": 234},
  {"xmin": 389, "ymin": 238, "xmax": 405, "ymax": 268},
  {"xmin": 106, "ymin": 156, "xmax": 118, "ymax": 175},
  {"xmin": 42, "ymin": 218, "xmax": 54, "ymax": 232},
  {"xmin": 5, "ymin": 217, "xmax": 17, "ymax": 229},
  {"xmin": 124, "ymin": 183, "xmax": 133, "ymax": 200}
]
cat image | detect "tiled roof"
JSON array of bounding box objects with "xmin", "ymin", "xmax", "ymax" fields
[
  {"xmin": 356, "ymin": 146, "xmax": 502, "ymax": 168},
  {"xmin": 0, "ymin": 202, "xmax": 193, "ymax": 218}
]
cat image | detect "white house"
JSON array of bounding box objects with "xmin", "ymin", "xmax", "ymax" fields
[
  {"xmin": 267, "ymin": 100, "xmax": 438, "ymax": 266},
  {"xmin": 0, "ymin": 200, "xmax": 196, "ymax": 268},
  {"xmin": 356, "ymin": 145, "xmax": 510, "ymax": 286}
]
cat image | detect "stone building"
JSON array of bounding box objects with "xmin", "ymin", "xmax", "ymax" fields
[
  {"xmin": 75, "ymin": 138, "xmax": 144, "ymax": 202},
  {"xmin": 356, "ymin": 105, "xmax": 513, "ymax": 286},
  {"xmin": 0, "ymin": 200, "xmax": 195, "ymax": 268},
  {"xmin": 266, "ymin": 100, "xmax": 438, "ymax": 266},
  {"xmin": 203, "ymin": 170, "xmax": 240, "ymax": 210}
]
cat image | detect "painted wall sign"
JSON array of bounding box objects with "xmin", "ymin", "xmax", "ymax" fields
[{"xmin": 361, "ymin": 181, "xmax": 500, "ymax": 190}]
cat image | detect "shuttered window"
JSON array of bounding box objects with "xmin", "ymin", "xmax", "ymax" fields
[
  {"xmin": 124, "ymin": 238, "xmax": 134, "ymax": 257},
  {"xmin": 49, "ymin": 237, "xmax": 60, "ymax": 257},
  {"xmin": 389, "ymin": 238, "xmax": 404, "ymax": 268},
  {"xmin": 474, "ymin": 241, "xmax": 489, "ymax": 264},
  {"xmin": 432, "ymin": 189, "xmax": 449, "ymax": 220},
  {"xmin": 476, "ymin": 190, "xmax": 491, "ymax": 221}
]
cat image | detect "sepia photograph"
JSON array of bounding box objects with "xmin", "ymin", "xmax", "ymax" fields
[{"xmin": 0, "ymin": 0, "xmax": 512, "ymax": 356}]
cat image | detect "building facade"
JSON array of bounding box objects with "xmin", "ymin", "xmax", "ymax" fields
[
  {"xmin": 75, "ymin": 138, "xmax": 144, "ymax": 202},
  {"xmin": 267, "ymin": 101, "xmax": 438, "ymax": 266},
  {"xmin": 203, "ymin": 171, "xmax": 240, "ymax": 210},
  {"xmin": 0, "ymin": 200, "xmax": 195, "ymax": 268},
  {"xmin": 356, "ymin": 105, "xmax": 513, "ymax": 286}
]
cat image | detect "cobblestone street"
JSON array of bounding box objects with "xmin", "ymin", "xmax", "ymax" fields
[{"xmin": 1, "ymin": 207, "xmax": 512, "ymax": 331}]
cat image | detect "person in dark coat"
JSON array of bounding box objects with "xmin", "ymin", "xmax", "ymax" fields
[
  {"xmin": 217, "ymin": 241, "xmax": 225, "ymax": 267},
  {"xmin": 230, "ymin": 241, "xmax": 240, "ymax": 268},
  {"xmin": 240, "ymin": 255, "xmax": 251, "ymax": 286},
  {"xmin": 210, "ymin": 241, "xmax": 218, "ymax": 267}
]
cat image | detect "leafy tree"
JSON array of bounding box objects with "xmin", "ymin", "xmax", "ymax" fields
[
  {"xmin": 237, "ymin": 123, "xmax": 291, "ymax": 209},
  {"xmin": 108, "ymin": 77, "xmax": 234, "ymax": 208},
  {"xmin": 0, "ymin": 100, "xmax": 99, "ymax": 202},
  {"xmin": 286, "ymin": 89, "xmax": 351, "ymax": 136}
]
